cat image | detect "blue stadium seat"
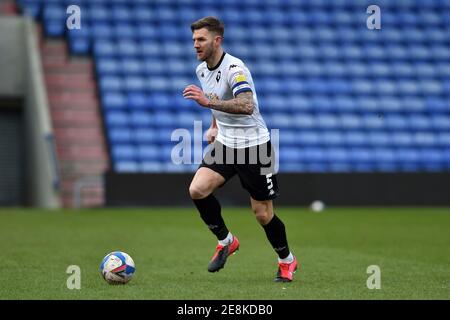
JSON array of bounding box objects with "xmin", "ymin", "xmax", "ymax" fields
[
  {"xmin": 153, "ymin": 6, "xmax": 178, "ymax": 23},
  {"xmin": 117, "ymin": 40, "xmax": 140, "ymax": 57},
  {"xmin": 112, "ymin": 5, "xmax": 133, "ymax": 22},
  {"xmin": 94, "ymin": 41, "xmax": 117, "ymax": 57},
  {"xmin": 44, "ymin": 20, "xmax": 65, "ymax": 37},
  {"xmin": 127, "ymin": 92, "xmax": 148, "ymax": 109},
  {"xmin": 130, "ymin": 111, "xmax": 153, "ymax": 127},
  {"xmin": 114, "ymin": 23, "xmax": 138, "ymax": 40},
  {"xmin": 349, "ymin": 148, "xmax": 372, "ymax": 163},
  {"xmin": 345, "ymin": 131, "xmax": 367, "ymax": 146},
  {"xmin": 326, "ymin": 147, "xmax": 349, "ymax": 163},
  {"xmin": 334, "ymin": 96, "xmax": 356, "ymax": 112},
  {"xmin": 316, "ymin": 114, "xmax": 339, "ymax": 129},
  {"xmin": 368, "ymin": 132, "xmax": 390, "ymax": 146},
  {"xmin": 297, "ymin": 131, "xmax": 320, "ymax": 146},
  {"xmin": 391, "ymin": 132, "xmax": 414, "ymax": 147},
  {"xmin": 266, "ymin": 114, "xmax": 293, "ymax": 130},
  {"xmin": 19, "ymin": 1, "xmax": 41, "ymax": 18},
  {"xmin": 132, "ymin": 6, "xmax": 154, "ymax": 23},
  {"xmin": 153, "ymin": 112, "xmax": 176, "ymax": 128},
  {"xmin": 137, "ymin": 145, "xmax": 160, "ymax": 161},
  {"xmin": 96, "ymin": 58, "xmax": 120, "ymax": 75},
  {"xmin": 124, "ymin": 76, "xmax": 146, "ymax": 92},
  {"xmin": 141, "ymin": 162, "xmax": 163, "ymax": 173},
  {"xmin": 391, "ymin": 62, "xmax": 414, "ymax": 77},
  {"xmin": 108, "ymin": 128, "xmax": 133, "ymax": 144},
  {"xmin": 402, "ymin": 97, "xmax": 426, "ymax": 113},
  {"xmin": 361, "ymin": 114, "xmax": 385, "ymax": 131},
  {"xmin": 112, "ymin": 145, "xmax": 138, "ymax": 161},
  {"xmin": 143, "ymin": 58, "xmax": 166, "ymax": 76},
  {"xmin": 88, "ymin": 5, "xmax": 110, "ymax": 22},
  {"xmin": 279, "ymin": 131, "xmax": 298, "ymax": 146},
  {"xmin": 175, "ymin": 112, "xmax": 199, "ymax": 128},
  {"xmin": 292, "ymin": 113, "xmax": 315, "ymax": 129},
  {"xmin": 136, "ymin": 23, "xmax": 157, "ymax": 40},
  {"xmin": 288, "ymin": 95, "xmax": 311, "ymax": 112},
  {"xmin": 105, "ymin": 111, "xmax": 129, "ymax": 127},
  {"xmin": 437, "ymin": 133, "xmax": 450, "ymax": 147},
  {"xmin": 146, "ymin": 76, "xmax": 171, "ymax": 92},
  {"xmin": 420, "ymin": 148, "xmax": 445, "ymax": 171},
  {"xmin": 426, "ymin": 98, "xmax": 448, "ymax": 112},
  {"xmin": 134, "ymin": 128, "xmax": 157, "ymax": 143},
  {"xmin": 283, "ymin": 77, "xmax": 306, "ymax": 95},
  {"xmin": 279, "ymin": 148, "xmax": 301, "ymax": 163},
  {"xmin": 115, "ymin": 161, "xmax": 140, "ymax": 173},
  {"xmin": 374, "ymin": 148, "xmax": 397, "ymax": 172},
  {"xmin": 91, "ymin": 22, "xmax": 113, "ymax": 38},
  {"xmin": 321, "ymin": 131, "xmax": 344, "ymax": 146},
  {"xmin": 148, "ymin": 93, "xmax": 171, "ymax": 110},
  {"xmin": 121, "ymin": 58, "xmax": 143, "ymax": 75},
  {"xmin": 340, "ymin": 114, "xmax": 362, "ymax": 130},
  {"xmin": 384, "ymin": 114, "xmax": 408, "ymax": 130},
  {"xmin": 301, "ymin": 147, "xmax": 326, "ymax": 163},
  {"xmin": 396, "ymin": 148, "xmax": 420, "ymax": 170},
  {"xmin": 261, "ymin": 95, "xmax": 291, "ymax": 113},
  {"xmin": 69, "ymin": 37, "xmax": 90, "ymax": 55},
  {"xmin": 43, "ymin": 5, "xmax": 65, "ymax": 21},
  {"xmin": 102, "ymin": 91, "xmax": 127, "ymax": 110},
  {"xmin": 140, "ymin": 42, "xmax": 160, "ymax": 57},
  {"xmin": 99, "ymin": 76, "xmax": 123, "ymax": 92},
  {"xmin": 414, "ymin": 132, "xmax": 437, "ymax": 147},
  {"xmin": 431, "ymin": 115, "xmax": 450, "ymax": 130},
  {"xmin": 378, "ymin": 96, "xmax": 403, "ymax": 112}
]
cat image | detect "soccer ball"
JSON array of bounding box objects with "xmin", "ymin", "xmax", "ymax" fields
[
  {"xmin": 100, "ymin": 251, "xmax": 135, "ymax": 285},
  {"xmin": 310, "ymin": 200, "xmax": 325, "ymax": 212}
]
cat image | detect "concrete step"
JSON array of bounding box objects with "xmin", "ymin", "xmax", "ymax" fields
[
  {"xmin": 43, "ymin": 59, "xmax": 93, "ymax": 73},
  {"xmin": 59, "ymin": 160, "xmax": 109, "ymax": 177},
  {"xmin": 53, "ymin": 127, "xmax": 106, "ymax": 144},
  {"xmin": 48, "ymin": 92, "xmax": 98, "ymax": 108},
  {"xmin": 56, "ymin": 145, "xmax": 107, "ymax": 161},
  {"xmin": 45, "ymin": 74, "xmax": 95, "ymax": 90},
  {"xmin": 51, "ymin": 109, "xmax": 102, "ymax": 126}
]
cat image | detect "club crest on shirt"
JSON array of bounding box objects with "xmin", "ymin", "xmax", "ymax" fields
[{"xmin": 216, "ymin": 71, "xmax": 221, "ymax": 82}]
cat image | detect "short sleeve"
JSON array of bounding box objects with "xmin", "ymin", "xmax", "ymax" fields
[{"xmin": 227, "ymin": 64, "xmax": 252, "ymax": 97}]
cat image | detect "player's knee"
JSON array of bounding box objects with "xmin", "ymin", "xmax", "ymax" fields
[
  {"xmin": 252, "ymin": 205, "xmax": 273, "ymax": 225},
  {"xmin": 189, "ymin": 183, "xmax": 209, "ymax": 200}
]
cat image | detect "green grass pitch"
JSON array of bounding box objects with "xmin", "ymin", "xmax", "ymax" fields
[{"xmin": 0, "ymin": 207, "xmax": 449, "ymax": 300}]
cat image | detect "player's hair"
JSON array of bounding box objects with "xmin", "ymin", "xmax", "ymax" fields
[{"xmin": 191, "ymin": 16, "xmax": 224, "ymax": 37}]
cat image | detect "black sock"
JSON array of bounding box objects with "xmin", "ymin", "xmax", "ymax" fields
[
  {"xmin": 193, "ymin": 193, "xmax": 229, "ymax": 240},
  {"xmin": 262, "ymin": 214, "xmax": 290, "ymax": 259}
]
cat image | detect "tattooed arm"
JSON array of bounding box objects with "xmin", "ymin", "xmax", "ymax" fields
[
  {"xmin": 183, "ymin": 84, "xmax": 254, "ymax": 115},
  {"xmin": 207, "ymin": 91, "xmax": 254, "ymax": 115}
]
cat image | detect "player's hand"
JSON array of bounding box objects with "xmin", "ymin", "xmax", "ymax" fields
[
  {"xmin": 205, "ymin": 127, "xmax": 218, "ymax": 144},
  {"xmin": 183, "ymin": 84, "xmax": 209, "ymax": 107}
]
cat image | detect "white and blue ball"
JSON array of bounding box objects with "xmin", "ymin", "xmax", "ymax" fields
[{"xmin": 100, "ymin": 251, "xmax": 135, "ymax": 284}]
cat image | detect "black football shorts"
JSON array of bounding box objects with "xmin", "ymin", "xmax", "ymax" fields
[{"xmin": 199, "ymin": 140, "xmax": 279, "ymax": 201}]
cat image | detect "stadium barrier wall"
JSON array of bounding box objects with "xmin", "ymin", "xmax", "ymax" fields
[
  {"xmin": 22, "ymin": 17, "xmax": 61, "ymax": 208},
  {"xmin": 0, "ymin": 17, "xmax": 26, "ymax": 205},
  {"xmin": 0, "ymin": 17, "xmax": 25, "ymax": 97},
  {"xmin": 105, "ymin": 172, "xmax": 450, "ymax": 207}
]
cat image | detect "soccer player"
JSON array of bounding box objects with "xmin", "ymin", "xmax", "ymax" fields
[{"xmin": 183, "ymin": 17, "xmax": 297, "ymax": 282}]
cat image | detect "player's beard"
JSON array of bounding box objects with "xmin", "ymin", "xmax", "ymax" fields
[{"xmin": 199, "ymin": 42, "xmax": 215, "ymax": 62}]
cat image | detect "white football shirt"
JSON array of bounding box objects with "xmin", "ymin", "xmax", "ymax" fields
[{"xmin": 196, "ymin": 52, "xmax": 270, "ymax": 149}]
